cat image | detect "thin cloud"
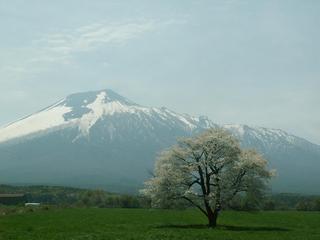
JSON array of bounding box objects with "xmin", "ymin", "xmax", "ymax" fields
[
  {"xmin": 33, "ymin": 20, "xmax": 156, "ymax": 63},
  {"xmin": 0, "ymin": 20, "xmax": 159, "ymax": 80},
  {"xmin": 0, "ymin": 18, "xmax": 186, "ymax": 84}
]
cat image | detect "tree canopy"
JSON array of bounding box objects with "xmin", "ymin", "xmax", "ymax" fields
[{"xmin": 141, "ymin": 128, "xmax": 274, "ymax": 227}]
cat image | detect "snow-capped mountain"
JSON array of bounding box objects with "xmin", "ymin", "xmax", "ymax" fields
[
  {"xmin": 0, "ymin": 89, "xmax": 214, "ymax": 144},
  {"xmin": 0, "ymin": 89, "xmax": 319, "ymax": 194}
]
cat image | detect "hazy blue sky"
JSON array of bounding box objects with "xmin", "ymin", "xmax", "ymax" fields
[{"xmin": 0, "ymin": 0, "xmax": 319, "ymax": 144}]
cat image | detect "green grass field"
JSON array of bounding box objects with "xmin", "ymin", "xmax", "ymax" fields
[{"xmin": 0, "ymin": 208, "xmax": 319, "ymax": 240}]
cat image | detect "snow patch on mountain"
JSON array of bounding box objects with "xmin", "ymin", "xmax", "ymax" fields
[
  {"xmin": 0, "ymin": 102, "xmax": 74, "ymax": 143},
  {"xmin": 76, "ymin": 91, "xmax": 153, "ymax": 135},
  {"xmin": 223, "ymin": 124, "xmax": 298, "ymax": 147},
  {"xmin": 159, "ymin": 107, "xmax": 198, "ymax": 130}
]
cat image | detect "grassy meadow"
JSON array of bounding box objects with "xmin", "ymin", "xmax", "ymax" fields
[{"xmin": 0, "ymin": 208, "xmax": 319, "ymax": 240}]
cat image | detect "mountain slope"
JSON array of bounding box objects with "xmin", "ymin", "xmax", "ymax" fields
[
  {"xmin": 0, "ymin": 89, "xmax": 319, "ymax": 193},
  {"xmin": 223, "ymin": 124, "xmax": 320, "ymax": 194}
]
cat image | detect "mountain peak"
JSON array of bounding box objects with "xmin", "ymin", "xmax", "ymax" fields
[
  {"xmin": 0, "ymin": 89, "xmax": 140, "ymax": 143},
  {"xmin": 62, "ymin": 89, "xmax": 137, "ymax": 108}
]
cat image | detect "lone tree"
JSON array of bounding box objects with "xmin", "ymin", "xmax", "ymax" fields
[{"xmin": 141, "ymin": 128, "xmax": 274, "ymax": 228}]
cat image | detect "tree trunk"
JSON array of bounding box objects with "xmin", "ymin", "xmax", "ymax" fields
[{"xmin": 207, "ymin": 209, "xmax": 219, "ymax": 228}]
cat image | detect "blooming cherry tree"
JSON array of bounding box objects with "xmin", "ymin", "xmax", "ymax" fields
[{"xmin": 141, "ymin": 128, "xmax": 274, "ymax": 227}]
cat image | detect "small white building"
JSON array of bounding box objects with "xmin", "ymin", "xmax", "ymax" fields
[{"xmin": 25, "ymin": 202, "xmax": 41, "ymax": 206}]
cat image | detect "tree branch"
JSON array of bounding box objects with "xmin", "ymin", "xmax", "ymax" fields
[
  {"xmin": 182, "ymin": 179, "xmax": 201, "ymax": 189},
  {"xmin": 182, "ymin": 196, "xmax": 208, "ymax": 217}
]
